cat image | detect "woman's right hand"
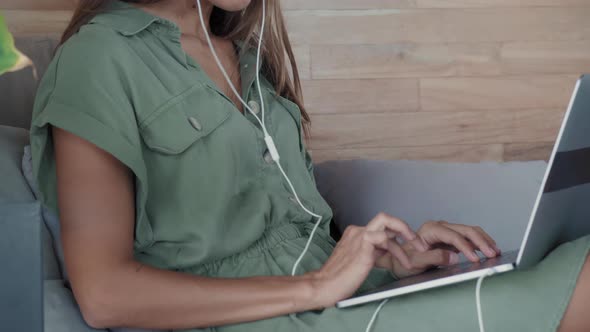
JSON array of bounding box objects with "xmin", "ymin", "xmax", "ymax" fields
[{"xmin": 306, "ymin": 213, "xmax": 426, "ymax": 308}]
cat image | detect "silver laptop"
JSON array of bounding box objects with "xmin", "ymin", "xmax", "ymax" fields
[{"xmin": 337, "ymin": 75, "xmax": 590, "ymax": 308}]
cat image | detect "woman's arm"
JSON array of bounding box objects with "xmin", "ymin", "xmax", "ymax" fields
[
  {"xmin": 54, "ymin": 127, "xmax": 420, "ymax": 330},
  {"xmin": 53, "ymin": 127, "xmax": 317, "ymax": 330}
]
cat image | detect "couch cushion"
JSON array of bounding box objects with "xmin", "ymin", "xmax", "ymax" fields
[
  {"xmin": 314, "ymin": 159, "xmax": 547, "ymax": 253},
  {"xmin": 0, "ymin": 36, "xmax": 59, "ymax": 129},
  {"xmin": 0, "ymin": 125, "xmax": 34, "ymax": 203},
  {"xmin": 0, "ymin": 125, "xmax": 61, "ymax": 279},
  {"xmin": 0, "ymin": 202, "xmax": 43, "ymax": 332},
  {"xmin": 45, "ymin": 281, "xmax": 167, "ymax": 332},
  {"xmin": 22, "ymin": 145, "xmax": 65, "ymax": 280},
  {"xmin": 44, "ymin": 280, "xmax": 106, "ymax": 332}
]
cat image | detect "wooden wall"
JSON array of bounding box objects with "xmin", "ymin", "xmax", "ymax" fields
[{"xmin": 3, "ymin": 0, "xmax": 589, "ymax": 162}]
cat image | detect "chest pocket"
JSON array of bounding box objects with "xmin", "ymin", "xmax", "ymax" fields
[{"xmin": 139, "ymin": 84, "xmax": 232, "ymax": 154}]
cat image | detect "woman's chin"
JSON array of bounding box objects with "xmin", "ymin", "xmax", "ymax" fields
[{"xmin": 213, "ymin": 0, "xmax": 252, "ymax": 12}]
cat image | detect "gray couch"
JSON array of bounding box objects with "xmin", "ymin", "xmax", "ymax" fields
[{"xmin": 0, "ymin": 36, "xmax": 547, "ymax": 332}]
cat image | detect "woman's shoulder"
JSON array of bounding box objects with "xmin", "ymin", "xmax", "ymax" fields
[
  {"xmin": 36, "ymin": 24, "xmax": 135, "ymax": 105},
  {"xmin": 53, "ymin": 2, "xmax": 162, "ymax": 74},
  {"xmin": 55, "ymin": 23, "xmax": 133, "ymax": 75}
]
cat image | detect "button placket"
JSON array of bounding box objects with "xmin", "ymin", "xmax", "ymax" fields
[
  {"xmin": 243, "ymin": 89, "xmax": 269, "ymax": 133},
  {"xmin": 247, "ymin": 100, "xmax": 260, "ymax": 115}
]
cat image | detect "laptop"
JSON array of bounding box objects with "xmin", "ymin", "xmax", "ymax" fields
[{"xmin": 337, "ymin": 74, "xmax": 590, "ymax": 308}]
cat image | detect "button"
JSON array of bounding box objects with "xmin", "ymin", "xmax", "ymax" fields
[
  {"xmin": 263, "ymin": 149, "xmax": 274, "ymax": 164},
  {"xmin": 188, "ymin": 116, "xmax": 202, "ymax": 131},
  {"xmin": 247, "ymin": 100, "xmax": 260, "ymax": 115},
  {"xmin": 244, "ymin": 63, "xmax": 249, "ymax": 68}
]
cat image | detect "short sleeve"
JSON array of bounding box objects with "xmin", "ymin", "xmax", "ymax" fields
[
  {"xmin": 303, "ymin": 146, "xmax": 316, "ymax": 185},
  {"xmin": 29, "ymin": 29, "xmax": 152, "ymax": 248}
]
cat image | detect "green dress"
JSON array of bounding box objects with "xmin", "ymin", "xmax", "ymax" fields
[{"xmin": 30, "ymin": 1, "xmax": 589, "ymax": 331}]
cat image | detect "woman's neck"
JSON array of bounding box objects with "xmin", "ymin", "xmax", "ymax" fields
[{"xmin": 135, "ymin": 0, "xmax": 214, "ymax": 41}]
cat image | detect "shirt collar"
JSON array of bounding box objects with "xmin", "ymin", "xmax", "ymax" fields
[
  {"xmin": 235, "ymin": 41, "xmax": 260, "ymax": 99},
  {"xmin": 89, "ymin": 0, "xmax": 176, "ymax": 37},
  {"xmin": 88, "ymin": 1, "xmax": 263, "ymax": 97}
]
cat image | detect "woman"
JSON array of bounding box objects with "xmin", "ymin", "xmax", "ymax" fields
[{"xmin": 30, "ymin": 0, "xmax": 590, "ymax": 331}]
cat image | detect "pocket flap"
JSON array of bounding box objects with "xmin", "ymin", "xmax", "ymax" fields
[{"xmin": 140, "ymin": 86, "xmax": 232, "ymax": 154}]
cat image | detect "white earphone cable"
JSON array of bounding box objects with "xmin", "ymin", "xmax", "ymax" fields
[
  {"xmin": 197, "ymin": 3, "xmax": 494, "ymax": 331},
  {"xmin": 365, "ymin": 299, "xmax": 389, "ymax": 332},
  {"xmin": 476, "ymin": 269, "xmax": 497, "ymax": 332},
  {"xmin": 195, "ymin": 0, "xmax": 323, "ymax": 276},
  {"xmin": 364, "ymin": 269, "xmax": 499, "ymax": 332},
  {"xmin": 195, "ymin": 0, "xmax": 267, "ymax": 136},
  {"xmin": 253, "ymin": 0, "xmax": 267, "ymax": 131},
  {"xmin": 476, "ymin": 274, "xmax": 486, "ymax": 332}
]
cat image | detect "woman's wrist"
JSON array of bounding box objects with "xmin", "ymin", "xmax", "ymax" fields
[{"xmin": 294, "ymin": 271, "xmax": 326, "ymax": 311}]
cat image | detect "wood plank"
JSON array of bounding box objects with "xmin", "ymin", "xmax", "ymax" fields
[
  {"xmin": 5, "ymin": 0, "xmax": 585, "ymax": 11},
  {"xmin": 311, "ymin": 41, "xmax": 590, "ymax": 79},
  {"xmin": 504, "ymin": 142, "xmax": 553, "ymax": 161},
  {"xmin": 308, "ymin": 108, "xmax": 563, "ymax": 149},
  {"xmin": 311, "ymin": 43, "xmax": 501, "ymax": 79},
  {"xmin": 500, "ymin": 40, "xmax": 590, "ymax": 76},
  {"xmin": 286, "ymin": 7, "xmax": 590, "ymax": 44},
  {"xmin": 311, "ymin": 144, "xmax": 504, "ymax": 163},
  {"xmin": 9, "ymin": 8, "xmax": 590, "ymax": 44},
  {"xmin": 283, "ymin": 0, "xmax": 590, "ymax": 10},
  {"xmin": 0, "ymin": 0, "xmax": 75, "ymax": 10},
  {"xmin": 302, "ymin": 78, "xmax": 419, "ymax": 113},
  {"xmin": 420, "ymin": 76, "xmax": 577, "ymax": 111},
  {"xmin": 4, "ymin": 10, "xmax": 72, "ymax": 36},
  {"xmin": 416, "ymin": 0, "xmax": 590, "ymax": 8},
  {"xmin": 282, "ymin": 0, "xmax": 415, "ymax": 10},
  {"xmin": 292, "ymin": 44, "xmax": 311, "ymax": 80}
]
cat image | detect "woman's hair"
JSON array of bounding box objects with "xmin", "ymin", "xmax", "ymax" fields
[{"xmin": 60, "ymin": 0, "xmax": 311, "ymax": 136}]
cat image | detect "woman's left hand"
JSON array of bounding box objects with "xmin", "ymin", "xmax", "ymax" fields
[{"xmin": 377, "ymin": 220, "xmax": 501, "ymax": 279}]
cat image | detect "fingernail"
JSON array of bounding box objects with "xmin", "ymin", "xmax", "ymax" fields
[
  {"xmin": 484, "ymin": 247, "xmax": 495, "ymax": 257},
  {"xmin": 470, "ymin": 252, "xmax": 480, "ymax": 261},
  {"xmin": 493, "ymin": 245, "xmax": 501, "ymax": 254},
  {"xmin": 450, "ymin": 252, "xmax": 459, "ymax": 265}
]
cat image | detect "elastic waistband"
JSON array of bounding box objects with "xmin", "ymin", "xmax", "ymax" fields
[{"xmin": 184, "ymin": 222, "xmax": 321, "ymax": 276}]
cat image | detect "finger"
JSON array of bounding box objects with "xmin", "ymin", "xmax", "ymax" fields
[
  {"xmin": 385, "ymin": 230, "xmax": 400, "ymax": 240},
  {"xmin": 430, "ymin": 226, "xmax": 480, "ymax": 262},
  {"xmin": 388, "ymin": 240, "xmax": 413, "ymax": 270},
  {"xmin": 362, "ymin": 231, "xmax": 390, "ymax": 252},
  {"xmin": 411, "ymin": 249, "xmax": 460, "ymax": 269},
  {"xmin": 443, "ymin": 223, "xmax": 497, "ymax": 258},
  {"xmin": 472, "ymin": 226, "xmax": 496, "ymax": 246},
  {"xmin": 407, "ymin": 236, "xmax": 430, "ymax": 252},
  {"xmin": 367, "ymin": 213, "xmax": 422, "ymax": 249},
  {"xmin": 474, "ymin": 226, "xmax": 501, "ymax": 254},
  {"xmin": 363, "ymin": 231, "xmax": 413, "ymax": 270},
  {"xmin": 430, "ymin": 243, "xmax": 461, "ymax": 253},
  {"xmin": 385, "ymin": 231, "xmax": 429, "ymax": 252}
]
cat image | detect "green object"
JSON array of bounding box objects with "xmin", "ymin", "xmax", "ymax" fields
[
  {"xmin": 29, "ymin": 2, "xmax": 590, "ymax": 331},
  {"xmin": 0, "ymin": 14, "xmax": 31, "ymax": 75}
]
